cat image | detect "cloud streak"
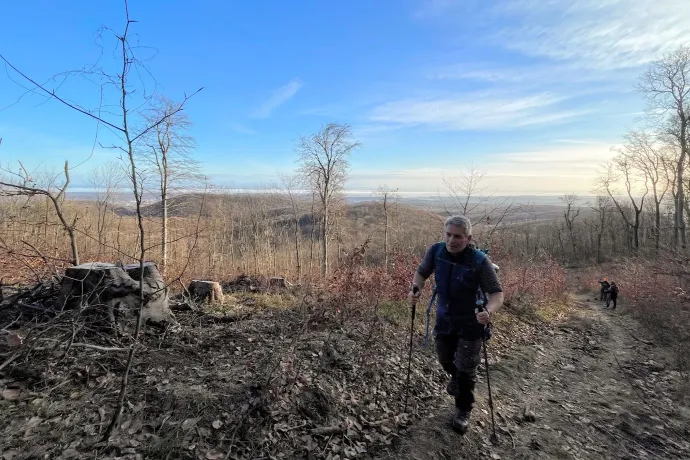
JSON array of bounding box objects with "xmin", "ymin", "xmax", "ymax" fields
[
  {"xmin": 226, "ymin": 122, "xmax": 257, "ymax": 135},
  {"xmin": 494, "ymin": 0, "xmax": 690, "ymax": 70},
  {"xmin": 420, "ymin": 0, "xmax": 690, "ymax": 71},
  {"xmin": 369, "ymin": 92, "xmax": 588, "ymax": 131},
  {"xmin": 250, "ymin": 79, "xmax": 303, "ymax": 119},
  {"xmin": 344, "ymin": 143, "xmax": 619, "ymax": 194}
]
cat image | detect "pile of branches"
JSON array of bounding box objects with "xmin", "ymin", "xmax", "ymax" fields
[
  {"xmin": 0, "ymin": 279, "xmax": 61, "ymax": 317},
  {"xmin": 0, "ymin": 286, "xmax": 448, "ymax": 459}
]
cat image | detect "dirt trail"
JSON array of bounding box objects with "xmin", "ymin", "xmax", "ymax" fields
[{"xmin": 381, "ymin": 295, "xmax": 690, "ymax": 459}]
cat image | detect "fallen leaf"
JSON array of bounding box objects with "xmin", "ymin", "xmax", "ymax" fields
[
  {"xmin": 61, "ymin": 449, "xmax": 80, "ymax": 459},
  {"xmin": 212, "ymin": 420, "xmax": 223, "ymax": 429},
  {"xmin": 3, "ymin": 332, "xmax": 23, "ymax": 347},
  {"xmin": 182, "ymin": 417, "xmax": 200, "ymax": 430},
  {"xmin": 25, "ymin": 416, "xmax": 43, "ymax": 428},
  {"xmin": 206, "ymin": 450, "xmax": 224, "ymax": 460},
  {"xmin": 2, "ymin": 449, "xmax": 20, "ymax": 460},
  {"xmin": 2, "ymin": 388, "xmax": 21, "ymax": 400}
]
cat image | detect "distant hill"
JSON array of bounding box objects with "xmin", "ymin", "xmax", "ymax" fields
[{"xmin": 105, "ymin": 192, "xmax": 589, "ymax": 225}]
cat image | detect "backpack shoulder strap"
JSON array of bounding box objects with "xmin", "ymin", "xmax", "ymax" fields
[
  {"xmin": 471, "ymin": 248, "xmax": 487, "ymax": 269},
  {"xmin": 433, "ymin": 242, "xmax": 445, "ymax": 260}
]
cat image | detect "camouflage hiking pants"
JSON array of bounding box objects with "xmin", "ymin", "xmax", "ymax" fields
[{"xmin": 435, "ymin": 334, "xmax": 483, "ymax": 412}]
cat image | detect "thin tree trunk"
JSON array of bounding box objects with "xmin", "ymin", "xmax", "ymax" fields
[
  {"xmin": 655, "ymin": 201, "xmax": 661, "ymax": 250},
  {"xmin": 633, "ymin": 209, "xmax": 641, "ymax": 250},
  {"xmin": 294, "ymin": 217, "xmax": 301, "ymax": 281},
  {"xmin": 677, "ymin": 135, "xmax": 687, "ymax": 248},
  {"xmin": 49, "ymin": 194, "xmax": 79, "ymax": 266},
  {"xmin": 161, "ymin": 166, "xmax": 168, "ymax": 278},
  {"xmin": 321, "ymin": 209, "xmax": 328, "ymax": 277},
  {"xmin": 384, "ymin": 210, "xmax": 389, "ymax": 270},
  {"xmin": 308, "ymin": 198, "xmax": 315, "ymax": 279},
  {"xmin": 230, "ymin": 218, "xmax": 235, "ymax": 270}
]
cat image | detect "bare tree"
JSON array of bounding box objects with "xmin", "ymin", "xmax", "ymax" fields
[
  {"xmin": 278, "ymin": 172, "xmax": 304, "ymax": 281},
  {"xmin": 142, "ymin": 96, "xmax": 202, "ymax": 277},
  {"xmin": 376, "ymin": 185, "xmax": 398, "ymax": 270},
  {"xmin": 88, "ymin": 160, "xmax": 126, "ymax": 257},
  {"xmin": 638, "ymin": 45, "xmax": 690, "ymax": 248},
  {"xmin": 0, "ymin": 1, "xmax": 202, "ymax": 441},
  {"xmin": 621, "ymin": 130, "xmax": 674, "ymax": 250},
  {"xmin": 589, "ymin": 195, "xmax": 613, "ymax": 263},
  {"xmin": 441, "ymin": 163, "xmax": 487, "ymax": 216},
  {"xmin": 296, "ymin": 123, "xmax": 360, "ymax": 276},
  {"xmin": 0, "ymin": 161, "xmax": 80, "ymax": 265},
  {"xmin": 560, "ymin": 194, "xmax": 580, "ymax": 258},
  {"xmin": 598, "ymin": 157, "xmax": 649, "ymax": 250},
  {"xmin": 440, "ymin": 163, "xmax": 524, "ymax": 245},
  {"xmin": 307, "ymin": 191, "xmax": 317, "ymax": 279}
]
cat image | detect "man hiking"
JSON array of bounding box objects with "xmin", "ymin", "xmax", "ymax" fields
[
  {"xmin": 605, "ymin": 282, "xmax": 619, "ymax": 309},
  {"xmin": 408, "ymin": 215, "xmax": 504, "ymax": 433},
  {"xmin": 598, "ymin": 278, "xmax": 611, "ymax": 301}
]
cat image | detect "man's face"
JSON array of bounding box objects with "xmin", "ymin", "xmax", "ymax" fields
[{"xmin": 444, "ymin": 224, "xmax": 471, "ymax": 254}]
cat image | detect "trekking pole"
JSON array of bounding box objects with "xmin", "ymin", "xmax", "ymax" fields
[
  {"xmin": 482, "ymin": 324, "xmax": 499, "ymax": 444},
  {"xmin": 404, "ymin": 286, "xmax": 419, "ymax": 413},
  {"xmin": 476, "ymin": 298, "xmax": 499, "ymax": 445},
  {"xmin": 423, "ymin": 285, "xmax": 438, "ymax": 348}
]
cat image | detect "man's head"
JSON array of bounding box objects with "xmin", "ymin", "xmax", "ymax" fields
[{"xmin": 444, "ymin": 215, "xmax": 472, "ymax": 254}]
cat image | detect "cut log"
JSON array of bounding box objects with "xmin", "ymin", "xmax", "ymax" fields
[
  {"xmin": 187, "ymin": 280, "xmax": 224, "ymax": 303},
  {"xmin": 267, "ymin": 277, "xmax": 288, "ymax": 289},
  {"xmin": 54, "ymin": 261, "xmax": 174, "ymax": 329}
]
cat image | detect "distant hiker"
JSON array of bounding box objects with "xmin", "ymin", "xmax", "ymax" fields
[
  {"xmin": 605, "ymin": 282, "xmax": 619, "ymax": 309},
  {"xmin": 408, "ymin": 215, "xmax": 504, "ymax": 434},
  {"xmin": 598, "ymin": 278, "xmax": 610, "ymax": 301}
]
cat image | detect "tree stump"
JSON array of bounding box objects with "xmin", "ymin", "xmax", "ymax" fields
[
  {"xmin": 54, "ymin": 261, "xmax": 174, "ymax": 329},
  {"xmin": 268, "ymin": 277, "xmax": 288, "ymax": 289},
  {"xmin": 187, "ymin": 280, "xmax": 224, "ymax": 303}
]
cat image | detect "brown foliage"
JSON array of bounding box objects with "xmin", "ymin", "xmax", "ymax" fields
[
  {"xmin": 574, "ymin": 254, "xmax": 690, "ymax": 370},
  {"xmin": 489, "ymin": 237, "xmax": 567, "ymax": 307},
  {"xmin": 325, "ymin": 240, "xmax": 420, "ymax": 320}
]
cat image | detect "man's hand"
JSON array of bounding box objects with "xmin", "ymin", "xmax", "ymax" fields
[
  {"xmin": 475, "ymin": 308, "xmax": 490, "ymax": 325},
  {"xmin": 408, "ymin": 286, "xmax": 421, "ymax": 306}
]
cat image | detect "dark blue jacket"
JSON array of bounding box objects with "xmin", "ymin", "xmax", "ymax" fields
[{"xmin": 430, "ymin": 242, "xmax": 487, "ymax": 337}]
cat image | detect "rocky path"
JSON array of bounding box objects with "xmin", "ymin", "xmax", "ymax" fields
[{"xmin": 382, "ymin": 295, "xmax": 690, "ymax": 459}]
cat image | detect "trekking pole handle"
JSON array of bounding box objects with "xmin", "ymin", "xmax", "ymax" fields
[
  {"xmin": 411, "ymin": 285, "xmax": 420, "ymax": 306},
  {"xmin": 475, "ymin": 302, "xmax": 493, "ymax": 340}
]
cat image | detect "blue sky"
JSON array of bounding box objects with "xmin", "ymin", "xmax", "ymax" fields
[{"xmin": 1, "ymin": 0, "xmax": 688, "ymax": 195}]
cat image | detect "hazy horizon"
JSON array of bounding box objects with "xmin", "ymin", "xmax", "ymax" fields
[{"xmin": 63, "ymin": 189, "xmax": 602, "ymax": 208}]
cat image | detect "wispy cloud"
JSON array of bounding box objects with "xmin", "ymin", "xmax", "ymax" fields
[
  {"xmin": 369, "ymin": 92, "xmax": 588, "ymax": 131},
  {"xmin": 420, "ymin": 0, "xmax": 690, "ymax": 71},
  {"xmin": 553, "ymin": 139, "xmax": 606, "ymax": 145},
  {"xmin": 499, "ymin": 0, "xmax": 690, "ymax": 69},
  {"xmin": 405, "ymin": 0, "xmax": 682, "ymax": 138},
  {"xmin": 344, "ymin": 143, "xmax": 620, "ymax": 194},
  {"xmin": 250, "ymin": 78, "xmax": 303, "ymax": 119},
  {"xmin": 493, "ymin": 0, "xmax": 690, "ymax": 70},
  {"xmin": 226, "ymin": 122, "xmax": 257, "ymax": 135},
  {"xmin": 485, "ymin": 144, "xmax": 619, "ymax": 177},
  {"xmin": 429, "ymin": 62, "xmax": 621, "ymax": 88}
]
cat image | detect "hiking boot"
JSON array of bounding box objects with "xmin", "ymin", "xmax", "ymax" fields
[
  {"xmin": 446, "ymin": 377, "xmax": 459, "ymax": 396},
  {"xmin": 451, "ymin": 410, "xmax": 470, "ymax": 433}
]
